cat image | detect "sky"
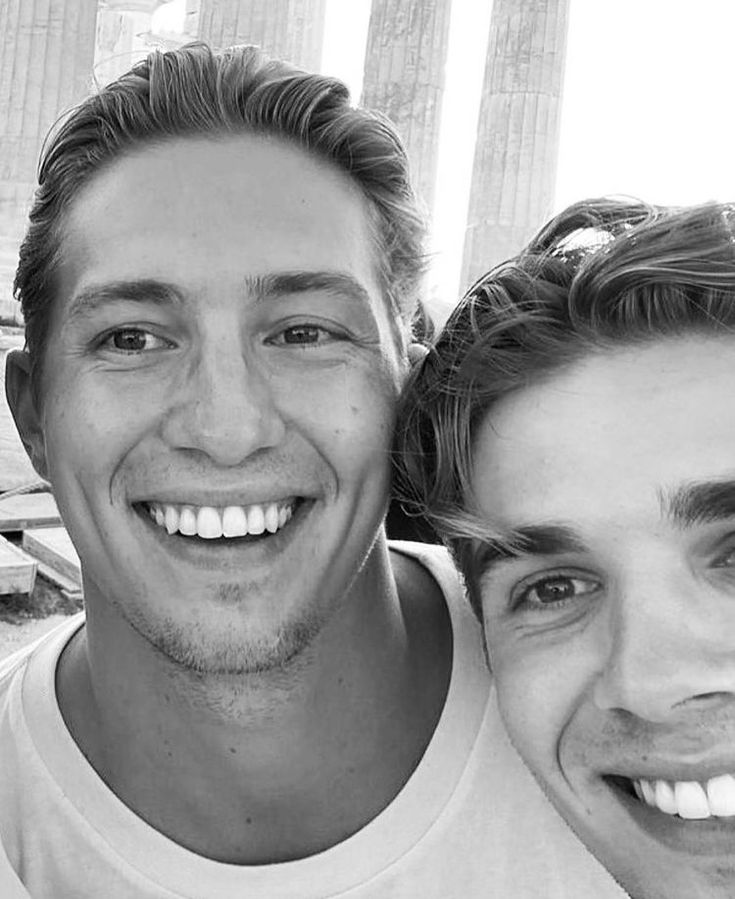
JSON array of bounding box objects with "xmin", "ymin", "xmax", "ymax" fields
[{"xmin": 153, "ymin": 0, "xmax": 735, "ymax": 315}]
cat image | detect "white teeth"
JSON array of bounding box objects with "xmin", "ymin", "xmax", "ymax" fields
[
  {"xmin": 706, "ymin": 774, "xmax": 735, "ymax": 817},
  {"xmin": 640, "ymin": 779, "xmax": 656, "ymax": 806},
  {"xmin": 146, "ymin": 501, "xmax": 295, "ymax": 539},
  {"xmin": 246, "ymin": 504, "xmax": 265, "ymax": 535},
  {"xmin": 675, "ymin": 781, "xmax": 710, "ymax": 819},
  {"xmin": 178, "ymin": 506, "xmax": 197, "ymax": 536},
  {"xmin": 633, "ymin": 774, "xmax": 735, "ymax": 819},
  {"xmin": 654, "ymin": 780, "xmax": 678, "ymax": 815},
  {"xmin": 222, "ymin": 505, "xmax": 248, "ymax": 538},
  {"xmin": 196, "ymin": 506, "xmax": 222, "ymax": 539},
  {"xmin": 164, "ymin": 504, "xmax": 179, "ymax": 535},
  {"xmin": 264, "ymin": 503, "xmax": 279, "ymax": 534}
]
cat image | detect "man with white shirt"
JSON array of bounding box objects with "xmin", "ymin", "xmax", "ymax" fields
[
  {"xmin": 1, "ymin": 44, "xmax": 623, "ymax": 898},
  {"xmin": 397, "ymin": 196, "xmax": 735, "ymax": 899}
]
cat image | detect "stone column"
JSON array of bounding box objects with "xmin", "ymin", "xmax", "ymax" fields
[
  {"xmin": 197, "ymin": 0, "xmax": 327, "ymax": 71},
  {"xmin": 95, "ymin": 1, "xmax": 167, "ymax": 87},
  {"xmin": 361, "ymin": 0, "xmax": 452, "ymax": 215},
  {"xmin": 460, "ymin": 0, "xmax": 570, "ymax": 290},
  {"xmin": 0, "ymin": 0, "xmax": 98, "ymax": 322}
]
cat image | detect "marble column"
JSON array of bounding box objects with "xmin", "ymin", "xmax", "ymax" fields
[
  {"xmin": 361, "ymin": 0, "xmax": 452, "ymax": 215},
  {"xmin": 95, "ymin": 1, "xmax": 167, "ymax": 87},
  {"xmin": 0, "ymin": 0, "xmax": 98, "ymax": 322},
  {"xmin": 460, "ymin": 0, "xmax": 570, "ymax": 290},
  {"xmin": 196, "ymin": 0, "xmax": 327, "ymax": 71}
]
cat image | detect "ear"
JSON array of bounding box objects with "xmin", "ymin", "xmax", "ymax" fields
[
  {"xmin": 407, "ymin": 342, "xmax": 430, "ymax": 367},
  {"xmin": 4, "ymin": 350, "xmax": 49, "ymax": 480}
]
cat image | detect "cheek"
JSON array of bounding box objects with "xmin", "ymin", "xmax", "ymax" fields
[
  {"xmin": 280, "ymin": 366, "xmax": 399, "ymax": 447},
  {"xmin": 490, "ymin": 636, "xmax": 572, "ymax": 768}
]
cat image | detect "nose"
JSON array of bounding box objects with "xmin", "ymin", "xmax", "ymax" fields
[
  {"xmin": 161, "ymin": 343, "xmax": 286, "ymax": 466},
  {"xmin": 592, "ymin": 571, "xmax": 735, "ymax": 722}
]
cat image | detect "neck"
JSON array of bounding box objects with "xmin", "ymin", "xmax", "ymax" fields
[{"xmin": 57, "ymin": 537, "xmax": 451, "ymax": 862}]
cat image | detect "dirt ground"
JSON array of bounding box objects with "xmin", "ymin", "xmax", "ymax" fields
[
  {"xmin": 0, "ymin": 329, "xmax": 82, "ymax": 659},
  {"xmin": 0, "ymin": 576, "xmax": 83, "ymax": 660}
]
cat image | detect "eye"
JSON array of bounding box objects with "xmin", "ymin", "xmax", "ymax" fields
[
  {"xmin": 101, "ymin": 328, "xmax": 171, "ymax": 353},
  {"xmin": 513, "ymin": 572, "xmax": 601, "ymax": 610},
  {"xmin": 268, "ymin": 323, "xmax": 344, "ymax": 347},
  {"xmin": 713, "ymin": 543, "xmax": 735, "ymax": 568}
]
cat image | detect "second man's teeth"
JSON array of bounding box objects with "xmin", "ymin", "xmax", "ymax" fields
[
  {"xmin": 632, "ymin": 773, "xmax": 735, "ymax": 819},
  {"xmin": 148, "ymin": 501, "xmax": 293, "ymax": 539}
]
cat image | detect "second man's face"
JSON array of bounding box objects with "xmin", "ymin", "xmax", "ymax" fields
[
  {"xmin": 470, "ymin": 337, "xmax": 735, "ymax": 899},
  {"xmin": 28, "ymin": 134, "xmax": 407, "ymax": 674}
]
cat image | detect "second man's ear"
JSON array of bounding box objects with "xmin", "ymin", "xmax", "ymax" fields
[{"xmin": 4, "ymin": 349, "xmax": 49, "ymax": 481}]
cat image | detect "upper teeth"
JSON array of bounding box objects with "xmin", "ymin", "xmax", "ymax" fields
[
  {"xmin": 633, "ymin": 774, "xmax": 735, "ymax": 819},
  {"xmin": 146, "ymin": 501, "xmax": 294, "ymax": 539}
]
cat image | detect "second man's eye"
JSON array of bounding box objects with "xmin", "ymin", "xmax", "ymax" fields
[{"xmin": 515, "ymin": 574, "xmax": 601, "ymax": 610}]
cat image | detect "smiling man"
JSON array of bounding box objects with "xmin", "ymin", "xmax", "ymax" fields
[
  {"xmin": 396, "ymin": 197, "xmax": 735, "ymax": 899},
  {"xmin": 0, "ymin": 43, "xmax": 623, "ymax": 899}
]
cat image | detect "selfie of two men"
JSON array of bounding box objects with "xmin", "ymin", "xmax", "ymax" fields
[{"xmin": 0, "ymin": 2, "xmax": 734, "ymax": 898}]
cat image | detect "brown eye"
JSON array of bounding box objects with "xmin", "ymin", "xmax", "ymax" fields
[
  {"xmin": 112, "ymin": 329, "xmax": 148, "ymax": 351},
  {"xmin": 282, "ymin": 325, "xmax": 322, "ymax": 344},
  {"xmin": 517, "ymin": 574, "xmax": 600, "ymax": 609},
  {"xmin": 103, "ymin": 328, "xmax": 168, "ymax": 353}
]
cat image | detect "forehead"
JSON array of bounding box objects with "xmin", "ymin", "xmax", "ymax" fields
[
  {"xmin": 56, "ymin": 134, "xmax": 383, "ymax": 313},
  {"xmin": 470, "ymin": 337, "xmax": 735, "ymax": 531}
]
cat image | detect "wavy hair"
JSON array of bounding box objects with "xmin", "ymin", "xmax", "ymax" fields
[{"xmin": 394, "ymin": 197, "xmax": 735, "ymax": 615}]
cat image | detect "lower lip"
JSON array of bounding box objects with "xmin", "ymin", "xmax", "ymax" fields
[
  {"xmin": 607, "ymin": 776, "xmax": 735, "ymax": 855},
  {"xmin": 133, "ymin": 500, "xmax": 313, "ymax": 570}
]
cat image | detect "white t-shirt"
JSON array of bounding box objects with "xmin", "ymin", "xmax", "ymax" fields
[{"xmin": 0, "ymin": 542, "xmax": 626, "ymax": 898}]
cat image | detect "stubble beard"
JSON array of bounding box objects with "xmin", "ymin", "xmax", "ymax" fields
[{"xmin": 127, "ymin": 580, "xmax": 327, "ymax": 677}]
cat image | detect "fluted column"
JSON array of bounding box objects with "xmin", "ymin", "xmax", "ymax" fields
[
  {"xmin": 461, "ymin": 0, "xmax": 570, "ymax": 289},
  {"xmin": 0, "ymin": 0, "xmax": 98, "ymax": 322},
  {"xmin": 197, "ymin": 0, "xmax": 326, "ymax": 70},
  {"xmin": 95, "ymin": 1, "xmax": 168, "ymax": 87},
  {"xmin": 361, "ymin": 0, "xmax": 452, "ymax": 214}
]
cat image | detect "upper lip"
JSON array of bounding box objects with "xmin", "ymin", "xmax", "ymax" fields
[
  {"xmin": 604, "ymin": 752, "xmax": 735, "ymax": 783},
  {"xmin": 132, "ymin": 492, "xmax": 310, "ymax": 508}
]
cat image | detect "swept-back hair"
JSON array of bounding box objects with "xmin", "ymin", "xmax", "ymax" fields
[
  {"xmin": 15, "ymin": 42, "xmax": 426, "ymax": 390},
  {"xmin": 394, "ymin": 197, "xmax": 735, "ymax": 615}
]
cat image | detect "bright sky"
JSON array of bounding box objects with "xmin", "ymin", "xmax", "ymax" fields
[{"xmin": 153, "ymin": 0, "xmax": 735, "ymax": 316}]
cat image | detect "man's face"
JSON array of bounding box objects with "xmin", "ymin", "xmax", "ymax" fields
[
  {"xmin": 21, "ymin": 135, "xmax": 407, "ymax": 673},
  {"xmin": 470, "ymin": 337, "xmax": 735, "ymax": 899}
]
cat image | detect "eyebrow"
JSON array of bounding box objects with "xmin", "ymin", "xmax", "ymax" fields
[
  {"xmin": 65, "ymin": 279, "xmax": 184, "ymax": 323},
  {"xmin": 662, "ymin": 479, "xmax": 735, "ymax": 527},
  {"xmin": 473, "ymin": 524, "xmax": 589, "ymax": 581},
  {"xmin": 243, "ymin": 271, "xmax": 373, "ymax": 308},
  {"xmin": 65, "ymin": 270, "xmax": 373, "ymax": 323},
  {"xmin": 473, "ymin": 478, "xmax": 735, "ymax": 581}
]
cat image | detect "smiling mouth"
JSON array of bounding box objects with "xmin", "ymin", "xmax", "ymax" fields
[
  {"xmin": 610, "ymin": 773, "xmax": 735, "ymax": 820},
  {"xmin": 138, "ymin": 499, "xmax": 301, "ymax": 541}
]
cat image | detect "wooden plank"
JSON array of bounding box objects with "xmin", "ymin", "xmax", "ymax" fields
[
  {"xmin": 0, "ymin": 534, "xmax": 37, "ymax": 595},
  {"xmin": 35, "ymin": 558, "xmax": 84, "ymax": 599},
  {"xmin": 22, "ymin": 528, "xmax": 81, "ymax": 586},
  {"xmin": 0, "ymin": 493, "xmax": 61, "ymax": 533}
]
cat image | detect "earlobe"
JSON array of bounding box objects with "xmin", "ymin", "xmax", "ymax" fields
[
  {"xmin": 4, "ymin": 349, "xmax": 49, "ymax": 480},
  {"xmin": 407, "ymin": 342, "xmax": 430, "ymax": 367}
]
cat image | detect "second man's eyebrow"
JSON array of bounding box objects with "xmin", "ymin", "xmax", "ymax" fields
[
  {"xmin": 473, "ymin": 524, "xmax": 589, "ymax": 581},
  {"xmin": 661, "ymin": 478, "xmax": 735, "ymax": 527},
  {"xmin": 243, "ymin": 271, "xmax": 373, "ymax": 307},
  {"xmin": 65, "ymin": 279, "xmax": 184, "ymax": 322}
]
